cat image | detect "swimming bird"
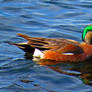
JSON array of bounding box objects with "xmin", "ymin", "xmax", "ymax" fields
[{"xmin": 10, "ymin": 25, "xmax": 92, "ymax": 65}]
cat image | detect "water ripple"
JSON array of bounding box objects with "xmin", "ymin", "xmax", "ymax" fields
[{"xmin": 0, "ymin": 0, "xmax": 92, "ymax": 91}]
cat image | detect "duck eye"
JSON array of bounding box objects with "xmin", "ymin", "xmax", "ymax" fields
[
  {"xmin": 90, "ymin": 40, "xmax": 92, "ymax": 44},
  {"xmin": 88, "ymin": 38, "xmax": 92, "ymax": 45}
]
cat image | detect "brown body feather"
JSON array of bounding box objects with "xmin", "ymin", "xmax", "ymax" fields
[
  {"xmin": 17, "ymin": 33, "xmax": 81, "ymax": 53},
  {"xmin": 10, "ymin": 33, "xmax": 92, "ymax": 65}
]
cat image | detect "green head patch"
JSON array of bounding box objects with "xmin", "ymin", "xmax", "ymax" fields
[{"xmin": 82, "ymin": 25, "xmax": 92, "ymax": 41}]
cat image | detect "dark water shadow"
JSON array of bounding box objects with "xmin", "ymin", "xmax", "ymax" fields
[{"xmin": 48, "ymin": 60, "xmax": 92, "ymax": 86}]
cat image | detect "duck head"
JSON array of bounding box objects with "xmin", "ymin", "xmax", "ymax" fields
[{"xmin": 82, "ymin": 25, "xmax": 92, "ymax": 44}]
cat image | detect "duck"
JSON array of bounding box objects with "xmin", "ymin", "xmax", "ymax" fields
[{"xmin": 10, "ymin": 24, "xmax": 92, "ymax": 65}]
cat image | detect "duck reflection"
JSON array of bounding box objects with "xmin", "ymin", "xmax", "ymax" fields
[{"xmin": 44, "ymin": 59, "xmax": 92, "ymax": 86}]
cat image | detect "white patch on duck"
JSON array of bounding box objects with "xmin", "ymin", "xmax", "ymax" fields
[
  {"xmin": 62, "ymin": 52, "xmax": 74, "ymax": 55},
  {"xmin": 16, "ymin": 42, "xmax": 28, "ymax": 49},
  {"xmin": 18, "ymin": 42, "xmax": 28, "ymax": 45},
  {"xmin": 33, "ymin": 48, "xmax": 44, "ymax": 61}
]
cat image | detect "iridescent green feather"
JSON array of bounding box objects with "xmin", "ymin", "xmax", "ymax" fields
[{"xmin": 82, "ymin": 25, "xmax": 92, "ymax": 41}]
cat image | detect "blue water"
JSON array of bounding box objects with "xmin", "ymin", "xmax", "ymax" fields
[{"xmin": 0, "ymin": 0, "xmax": 92, "ymax": 92}]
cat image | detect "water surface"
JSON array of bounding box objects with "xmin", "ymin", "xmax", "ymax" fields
[{"xmin": 0, "ymin": 0, "xmax": 92, "ymax": 92}]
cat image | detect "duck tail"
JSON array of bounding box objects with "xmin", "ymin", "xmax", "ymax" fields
[
  {"xmin": 8, "ymin": 42, "xmax": 34, "ymax": 53},
  {"xmin": 17, "ymin": 33, "xmax": 31, "ymax": 40}
]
